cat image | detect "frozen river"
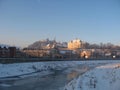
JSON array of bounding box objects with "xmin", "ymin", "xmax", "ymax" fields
[{"xmin": 0, "ymin": 64, "xmax": 91, "ymax": 90}]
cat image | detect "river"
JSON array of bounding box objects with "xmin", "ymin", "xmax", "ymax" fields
[{"xmin": 0, "ymin": 64, "xmax": 94, "ymax": 90}]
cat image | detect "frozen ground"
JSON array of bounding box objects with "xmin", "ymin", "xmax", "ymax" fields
[
  {"xmin": 64, "ymin": 61, "xmax": 120, "ymax": 90},
  {"xmin": 0, "ymin": 60, "xmax": 120, "ymax": 79},
  {"xmin": 0, "ymin": 61, "xmax": 77, "ymax": 78}
]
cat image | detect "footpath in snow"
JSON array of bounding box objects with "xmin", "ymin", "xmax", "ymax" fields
[{"xmin": 64, "ymin": 62, "xmax": 120, "ymax": 90}]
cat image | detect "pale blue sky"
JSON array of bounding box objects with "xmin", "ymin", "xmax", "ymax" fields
[{"xmin": 0, "ymin": 0, "xmax": 120, "ymax": 47}]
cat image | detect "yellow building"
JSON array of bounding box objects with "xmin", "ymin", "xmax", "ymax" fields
[{"xmin": 68, "ymin": 39, "xmax": 82, "ymax": 49}]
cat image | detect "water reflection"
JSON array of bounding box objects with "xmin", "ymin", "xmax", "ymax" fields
[
  {"xmin": 67, "ymin": 71, "xmax": 79, "ymax": 82},
  {"xmin": 0, "ymin": 65, "xmax": 89, "ymax": 90},
  {"xmin": 67, "ymin": 66, "xmax": 89, "ymax": 82}
]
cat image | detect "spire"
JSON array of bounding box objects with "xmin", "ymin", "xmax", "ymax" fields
[{"xmin": 54, "ymin": 37, "xmax": 56, "ymax": 42}]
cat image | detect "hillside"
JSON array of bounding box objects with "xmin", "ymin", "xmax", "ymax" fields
[{"xmin": 28, "ymin": 39, "xmax": 67, "ymax": 49}]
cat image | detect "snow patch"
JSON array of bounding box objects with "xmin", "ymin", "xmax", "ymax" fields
[{"xmin": 64, "ymin": 62, "xmax": 120, "ymax": 90}]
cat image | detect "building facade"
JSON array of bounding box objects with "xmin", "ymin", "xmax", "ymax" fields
[
  {"xmin": 0, "ymin": 46, "xmax": 16, "ymax": 58},
  {"xmin": 68, "ymin": 39, "xmax": 82, "ymax": 49}
]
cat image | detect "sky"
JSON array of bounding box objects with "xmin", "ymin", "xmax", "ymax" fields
[{"xmin": 0, "ymin": 0, "xmax": 120, "ymax": 47}]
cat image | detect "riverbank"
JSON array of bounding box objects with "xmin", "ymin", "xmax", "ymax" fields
[
  {"xmin": 0, "ymin": 58, "xmax": 120, "ymax": 64},
  {"xmin": 0, "ymin": 60, "xmax": 120, "ymax": 79},
  {"xmin": 64, "ymin": 63, "xmax": 120, "ymax": 90}
]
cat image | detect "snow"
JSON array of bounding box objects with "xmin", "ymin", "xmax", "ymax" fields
[
  {"xmin": 0, "ymin": 61, "xmax": 83, "ymax": 78},
  {"xmin": 0, "ymin": 61, "xmax": 72, "ymax": 78},
  {"xmin": 64, "ymin": 61, "xmax": 120, "ymax": 90},
  {"xmin": 0, "ymin": 60, "xmax": 120, "ymax": 81},
  {"xmin": 0, "ymin": 83, "xmax": 12, "ymax": 87}
]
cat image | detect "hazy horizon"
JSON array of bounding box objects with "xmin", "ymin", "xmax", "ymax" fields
[{"xmin": 0, "ymin": 0, "xmax": 120, "ymax": 47}]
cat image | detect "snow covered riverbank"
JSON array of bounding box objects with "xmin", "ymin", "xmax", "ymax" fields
[
  {"xmin": 0, "ymin": 60, "xmax": 120, "ymax": 79},
  {"xmin": 0, "ymin": 61, "xmax": 76, "ymax": 78},
  {"xmin": 64, "ymin": 62, "xmax": 120, "ymax": 90}
]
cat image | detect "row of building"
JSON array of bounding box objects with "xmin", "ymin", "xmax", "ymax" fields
[
  {"xmin": 22, "ymin": 48, "xmax": 120, "ymax": 59},
  {"xmin": 1, "ymin": 39, "xmax": 120, "ymax": 59},
  {"xmin": 0, "ymin": 46, "xmax": 16, "ymax": 58},
  {"xmin": 22, "ymin": 39, "xmax": 120, "ymax": 59}
]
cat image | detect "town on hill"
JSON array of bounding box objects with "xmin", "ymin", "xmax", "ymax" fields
[{"xmin": 0, "ymin": 38, "xmax": 120, "ymax": 61}]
